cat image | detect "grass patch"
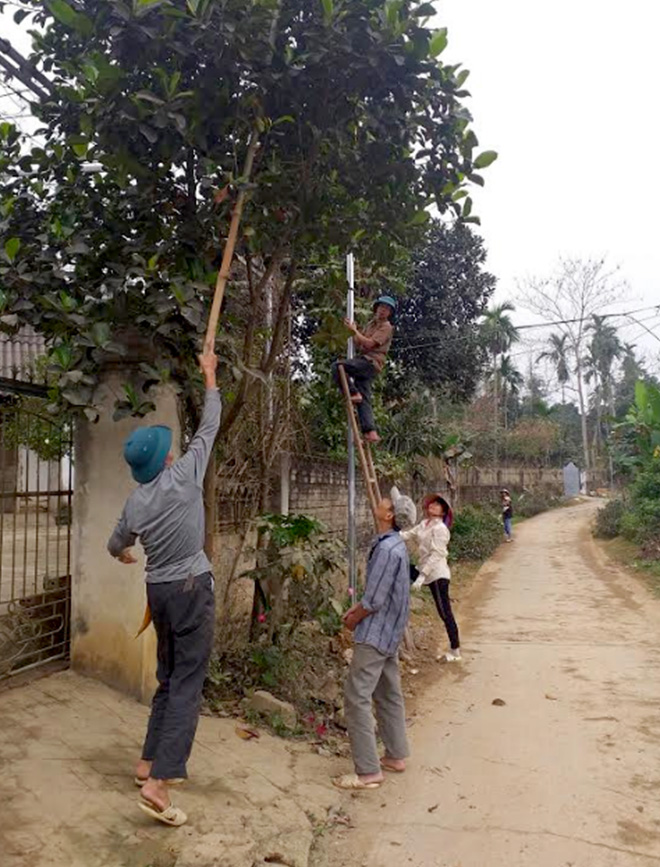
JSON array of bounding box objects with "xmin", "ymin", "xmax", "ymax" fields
[{"xmin": 598, "ymin": 536, "xmax": 660, "ymax": 596}]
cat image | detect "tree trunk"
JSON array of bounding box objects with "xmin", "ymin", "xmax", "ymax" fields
[
  {"xmin": 575, "ymin": 359, "xmax": 590, "ymax": 472},
  {"xmin": 493, "ymin": 354, "xmax": 499, "ymax": 464}
]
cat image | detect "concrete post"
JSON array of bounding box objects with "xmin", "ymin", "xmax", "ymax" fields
[{"xmin": 70, "ymin": 373, "xmax": 181, "ymax": 702}]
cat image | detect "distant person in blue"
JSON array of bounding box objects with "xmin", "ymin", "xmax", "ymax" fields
[
  {"xmin": 333, "ymin": 487, "xmax": 416, "ymax": 791},
  {"xmin": 501, "ymin": 489, "xmax": 513, "ymax": 542}
]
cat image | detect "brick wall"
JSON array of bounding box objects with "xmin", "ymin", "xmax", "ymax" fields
[{"xmin": 212, "ymin": 455, "xmax": 568, "ymax": 586}]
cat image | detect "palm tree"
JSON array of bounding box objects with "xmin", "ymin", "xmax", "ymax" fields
[
  {"xmin": 585, "ymin": 315, "xmax": 623, "ymax": 472},
  {"xmin": 499, "ymin": 354, "xmax": 524, "ymax": 430},
  {"xmin": 538, "ymin": 333, "xmax": 570, "ymax": 404},
  {"xmin": 481, "ymin": 303, "xmax": 520, "ymax": 458}
]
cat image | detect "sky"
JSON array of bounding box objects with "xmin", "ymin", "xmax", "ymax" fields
[
  {"xmin": 1, "ymin": 1, "xmax": 659, "ymax": 368},
  {"xmin": 438, "ymin": 0, "xmax": 660, "ymax": 366}
]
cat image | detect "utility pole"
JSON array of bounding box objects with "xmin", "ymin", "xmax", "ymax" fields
[
  {"xmin": 346, "ymin": 253, "xmax": 357, "ymax": 598},
  {"xmin": 0, "ymin": 38, "xmax": 53, "ymax": 102}
]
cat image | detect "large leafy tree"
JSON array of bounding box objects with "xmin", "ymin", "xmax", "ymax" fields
[
  {"xmin": 521, "ymin": 257, "xmax": 624, "ymax": 471},
  {"xmin": 0, "ymin": 0, "xmax": 495, "ymax": 428},
  {"xmin": 392, "ymin": 220, "xmax": 496, "ymax": 400}
]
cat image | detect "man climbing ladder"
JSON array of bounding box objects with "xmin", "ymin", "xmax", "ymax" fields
[{"xmin": 332, "ymin": 295, "xmax": 396, "ymax": 444}]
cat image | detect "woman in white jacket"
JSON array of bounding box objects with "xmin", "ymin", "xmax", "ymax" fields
[{"xmin": 401, "ymin": 494, "xmax": 461, "ymax": 662}]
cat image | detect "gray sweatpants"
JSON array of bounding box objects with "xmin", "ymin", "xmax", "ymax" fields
[
  {"xmin": 344, "ymin": 643, "xmax": 410, "ymax": 776},
  {"xmin": 142, "ymin": 572, "xmax": 215, "ymax": 780}
]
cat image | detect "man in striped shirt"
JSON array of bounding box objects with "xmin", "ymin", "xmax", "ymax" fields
[{"xmin": 333, "ymin": 492, "xmax": 413, "ymax": 790}]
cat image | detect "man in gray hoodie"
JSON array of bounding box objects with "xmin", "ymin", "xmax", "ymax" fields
[{"xmin": 108, "ymin": 347, "xmax": 220, "ymax": 826}]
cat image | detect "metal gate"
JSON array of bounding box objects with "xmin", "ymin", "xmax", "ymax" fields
[{"xmin": 0, "ymin": 399, "xmax": 73, "ymax": 680}]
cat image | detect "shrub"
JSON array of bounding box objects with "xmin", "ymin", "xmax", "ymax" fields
[
  {"xmin": 620, "ymin": 460, "xmax": 660, "ymax": 543},
  {"xmin": 449, "ymin": 505, "xmax": 502, "ymax": 562},
  {"xmin": 639, "ymin": 533, "xmax": 660, "ymax": 562},
  {"xmin": 593, "ymin": 499, "xmax": 626, "ymax": 539},
  {"xmin": 514, "ymin": 489, "xmax": 562, "ymax": 519}
]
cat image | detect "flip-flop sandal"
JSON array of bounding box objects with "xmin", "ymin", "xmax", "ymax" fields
[
  {"xmin": 380, "ymin": 760, "xmax": 405, "ymax": 773},
  {"xmin": 332, "ymin": 773, "xmax": 382, "ymax": 790},
  {"xmin": 134, "ymin": 776, "xmax": 185, "ymax": 788},
  {"xmin": 138, "ymin": 797, "xmax": 187, "ymax": 827}
]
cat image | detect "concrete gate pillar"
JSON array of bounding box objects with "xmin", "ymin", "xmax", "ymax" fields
[{"xmin": 70, "ymin": 372, "xmax": 181, "ymax": 702}]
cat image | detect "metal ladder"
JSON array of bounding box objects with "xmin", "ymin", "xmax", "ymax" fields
[{"xmin": 337, "ymin": 363, "xmax": 381, "ymax": 525}]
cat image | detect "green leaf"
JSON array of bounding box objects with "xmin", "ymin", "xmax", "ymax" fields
[
  {"xmin": 385, "ymin": 0, "xmax": 402, "ymax": 28},
  {"xmin": 169, "ymin": 71, "xmax": 181, "ymax": 97},
  {"xmin": 139, "ymin": 124, "xmax": 158, "ymax": 144},
  {"xmin": 134, "ymin": 0, "xmax": 170, "ymax": 16},
  {"xmin": 320, "ymin": 0, "xmax": 333, "ymax": 23},
  {"xmin": 134, "ymin": 90, "xmax": 166, "ymax": 105},
  {"xmin": 429, "ymin": 28, "xmax": 448, "ymax": 58},
  {"xmin": 474, "ymin": 150, "xmax": 498, "ymax": 169},
  {"xmin": 409, "ymin": 209, "xmax": 430, "ymax": 225},
  {"xmin": 72, "ymin": 142, "xmax": 89, "ymax": 158},
  {"xmin": 4, "ymin": 237, "xmax": 21, "ymax": 263},
  {"xmin": 456, "ymin": 69, "xmax": 470, "ymax": 88},
  {"xmin": 1, "ymin": 196, "xmax": 16, "ymax": 217},
  {"xmin": 47, "ymin": 0, "xmax": 93, "ymax": 36},
  {"xmin": 414, "ymin": 2, "xmax": 437, "ymax": 17},
  {"xmin": 90, "ymin": 322, "xmax": 111, "ymax": 347}
]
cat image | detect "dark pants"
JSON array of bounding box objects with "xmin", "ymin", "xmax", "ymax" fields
[
  {"xmin": 429, "ymin": 578, "xmax": 460, "ymax": 650},
  {"xmin": 142, "ymin": 572, "xmax": 215, "ymax": 780},
  {"xmin": 332, "ymin": 357, "xmax": 378, "ymax": 433}
]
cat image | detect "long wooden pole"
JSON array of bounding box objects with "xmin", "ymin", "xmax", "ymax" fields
[
  {"xmin": 204, "ymin": 130, "xmax": 260, "ymax": 350},
  {"xmin": 136, "ymin": 131, "xmax": 260, "ymax": 639}
]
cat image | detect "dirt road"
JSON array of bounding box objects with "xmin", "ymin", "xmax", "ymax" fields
[{"xmin": 320, "ymin": 500, "xmax": 660, "ymax": 867}]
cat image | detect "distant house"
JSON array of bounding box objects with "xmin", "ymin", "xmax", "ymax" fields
[
  {"xmin": 0, "ymin": 325, "xmax": 46, "ymax": 387},
  {"xmin": 0, "ymin": 327, "xmax": 65, "ymax": 513}
]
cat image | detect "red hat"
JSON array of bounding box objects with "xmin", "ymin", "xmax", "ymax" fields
[{"xmin": 423, "ymin": 493, "xmax": 454, "ymax": 529}]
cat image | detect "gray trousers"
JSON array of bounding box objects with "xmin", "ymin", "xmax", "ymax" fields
[
  {"xmin": 344, "ymin": 643, "xmax": 410, "ymax": 776},
  {"xmin": 142, "ymin": 572, "xmax": 215, "ymax": 779}
]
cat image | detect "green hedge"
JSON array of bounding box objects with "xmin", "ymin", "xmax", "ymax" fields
[{"xmin": 449, "ymin": 505, "xmax": 502, "ymax": 562}]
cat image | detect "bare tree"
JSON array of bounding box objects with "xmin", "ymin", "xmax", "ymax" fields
[{"xmin": 519, "ymin": 257, "xmax": 625, "ymax": 472}]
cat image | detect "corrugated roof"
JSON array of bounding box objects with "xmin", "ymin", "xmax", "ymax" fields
[{"xmin": 0, "ymin": 326, "xmax": 47, "ymax": 382}]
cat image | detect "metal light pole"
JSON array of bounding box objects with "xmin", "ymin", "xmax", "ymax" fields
[{"xmin": 346, "ymin": 253, "xmax": 357, "ymax": 597}]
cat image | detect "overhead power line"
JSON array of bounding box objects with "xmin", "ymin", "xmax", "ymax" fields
[
  {"xmin": 391, "ymin": 304, "xmax": 660, "ymax": 354},
  {"xmin": 514, "ymin": 304, "xmax": 660, "ymax": 332}
]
